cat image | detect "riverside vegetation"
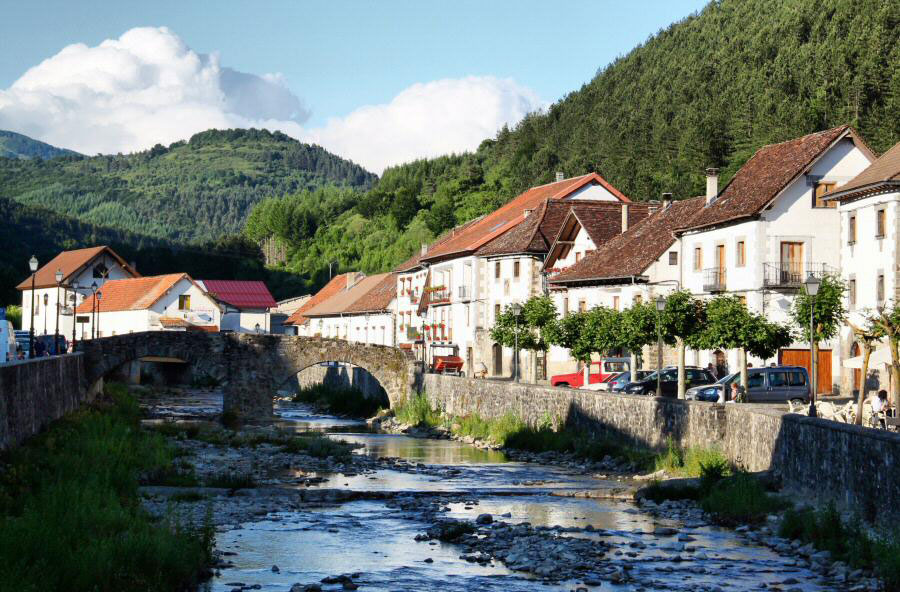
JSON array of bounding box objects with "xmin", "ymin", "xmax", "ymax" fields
[
  {"xmin": 291, "ymin": 382, "xmax": 386, "ymax": 418},
  {"xmin": 0, "ymin": 383, "xmax": 214, "ymax": 592}
]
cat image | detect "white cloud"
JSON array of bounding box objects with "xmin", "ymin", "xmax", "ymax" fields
[
  {"xmin": 302, "ymin": 77, "xmax": 545, "ymax": 173},
  {"xmin": 0, "ymin": 27, "xmax": 545, "ymax": 173}
]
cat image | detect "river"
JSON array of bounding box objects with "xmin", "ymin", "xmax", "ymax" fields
[{"xmin": 142, "ymin": 390, "xmax": 845, "ymax": 592}]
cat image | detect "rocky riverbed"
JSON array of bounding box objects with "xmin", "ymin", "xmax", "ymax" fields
[{"xmin": 137, "ymin": 389, "xmax": 881, "ymax": 591}]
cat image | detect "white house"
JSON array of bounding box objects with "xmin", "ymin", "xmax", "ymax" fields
[
  {"xmin": 547, "ymin": 196, "xmax": 705, "ymax": 376},
  {"xmin": 17, "ymin": 246, "xmax": 139, "ymax": 343},
  {"xmin": 74, "ymin": 273, "xmax": 221, "ymax": 337},
  {"xmin": 302, "ymin": 273, "xmax": 397, "ymax": 346},
  {"xmin": 197, "ymin": 280, "xmax": 276, "ymax": 334},
  {"xmin": 270, "ymin": 294, "xmax": 312, "ymax": 335},
  {"xmin": 827, "ymin": 140, "xmax": 900, "ymax": 397},
  {"xmin": 676, "ymin": 125, "xmax": 875, "ymax": 393},
  {"xmin": 285, "ymin": 273, "xmax": 360, "ymax": 337}
]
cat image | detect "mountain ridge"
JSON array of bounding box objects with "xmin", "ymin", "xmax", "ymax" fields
[{"xmin": 0, "ymin": 130, "xmax": 81, "ymax": 160}]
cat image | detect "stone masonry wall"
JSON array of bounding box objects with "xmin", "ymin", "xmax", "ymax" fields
[
  {"xmin": 0, "ymin": 354, "xmax": 87, "ymax": 450},
  {"xmin": 422, "ymin": 374, "xmax": 900, "ymax": 521}
]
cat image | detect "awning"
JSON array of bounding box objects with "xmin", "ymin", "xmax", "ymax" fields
[{"xmin": 843, "ymin": 346, "xmax": 893, "ymax": 369}]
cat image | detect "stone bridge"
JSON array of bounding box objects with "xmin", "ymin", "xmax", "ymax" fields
[{"xmin": 79, "ymin": 332, "xmax": 419, "ymax": 416}]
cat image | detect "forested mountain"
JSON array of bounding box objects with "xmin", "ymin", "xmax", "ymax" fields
[
  {"xmin": 0, "ymin": 130, "xmax": 80, "ymax": 159},
  {"xmin": 0, "ymin": 128, "xmax": 376, "ymax": 243},
  {"xmin": 244, "ymin": 0, "xmax": 899, "ymax": 289}
]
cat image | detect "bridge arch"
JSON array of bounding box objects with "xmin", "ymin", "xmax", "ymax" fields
[{"xmin": 80, "ymin": 332, "xmax": 419, "ymax": 417}]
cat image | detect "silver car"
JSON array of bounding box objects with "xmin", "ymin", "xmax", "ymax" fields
[{"xmin": 685, "ymin": 366, "xmax": 810, "ymax": 403}]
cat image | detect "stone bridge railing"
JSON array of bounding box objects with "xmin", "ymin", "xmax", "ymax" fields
[{"xmin": 80, "ymin": 332, "xmax": 419, "ymax": 416}]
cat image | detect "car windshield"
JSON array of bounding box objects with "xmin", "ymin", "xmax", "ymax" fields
[{"xmin": 716, "ymin": 372, "xmax": 738, "ymax": 385}]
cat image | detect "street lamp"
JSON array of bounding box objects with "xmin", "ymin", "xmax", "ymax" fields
[
  {"xmin": 804, "ymin": 274, "xmax": 821, "ymax": 417},
  {"xmin": 90, "ymin": 282, "xmax": 98, "ymax": 339},
  {"xmin": 510, "ymin": 301, "xmax": 523, "ymax": 383},
  {"xmin": 54, "ymin": 269, "xmax": 63, "ymax": 354},
  {"xmin": 71, "ymin": 280, "xmax": 79, "ymax": 351},
  {"xmin": 42, "ymin": 293, "xmax": 49, "ymax": 336},
  {"xmin": 96, "ymin": 291, "xmax": 102, "ymax": 338},
  {"xmin": 28, "ymin": 255, "xmax": 38, "ymax": 358},
  {"xmin": 655, "ymin": 295, "xmax": 666, "ymax": 397}
]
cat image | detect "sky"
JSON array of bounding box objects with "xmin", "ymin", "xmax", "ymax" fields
[{"xmin": 0, "ymin": 0, "xmax": 708, "ymax": 174}]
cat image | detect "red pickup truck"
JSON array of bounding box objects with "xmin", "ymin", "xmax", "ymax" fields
[{"xmin": 551, "ymin": 357, "xmax": 630, "ymax": 388}]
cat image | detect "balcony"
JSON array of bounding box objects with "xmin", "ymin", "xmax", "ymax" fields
[
  {"xmin": 427, "ymin": 286, "xmax": 451, "ymax": 305},
  {"xmin": 763, "ymin": 262, "xmax": 838, "ymax": 290},
  {"xmin": 702, "ymin": 268, "xmax": 727, "ymax": 293},
  {"xmin": 457, "ymin": 285, "xmax": 472, "ymax": 301}
]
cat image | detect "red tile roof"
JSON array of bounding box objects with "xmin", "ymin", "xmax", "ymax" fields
[
  {"xmin": 828, "ymin": 140, "xmax": 900, "ymax": 201},
  {"xmin": 75, "ymin": 274, "xmax": 190, "ymax": 313},
  {"xmin": 344, "ymin": 273, "xmax": 397, "ymax": 313},
  {"xmin": 304, "ymin": 273, "xmax": 392, "ymax": 317},
  {"xmin": 16, "ymin": 246, "xmax": 139, "ymax": 290},
  {"xmin": 682, "ymin": 125, "xmax": 870, "ymax": 232},
  {"xmin": 392, "ymin": 216, "xmax": 485, "ymax": 272},
  {"xmin": 421, "ymin": 173, "xmax": 630, "ymax": 262},
  {"xmin": 199, "ymin": 280, "xmax": 276, "ymax": 310},
  {"xmin": 284, "ymin": 273, "xmax": 354, "ymax": 326},
  {"xmin": 551, "ymin": 197, "xmax": 706, "ymax": 284}
]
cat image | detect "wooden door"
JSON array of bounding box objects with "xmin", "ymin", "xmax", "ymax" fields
[
  {"xmin": 780, "ymin": 242, "xmax": 804, "ymax": 283},
  {"xmin": 716, "ymin": 244, "xmax": 726, "ymax": 284},
  {"xmin": 779, "ymin": 348, "xmax": 832, "ymax": 395},
  {"xmin": 492, "ymin": 343, "xmax": 502, "ymax": 376}
]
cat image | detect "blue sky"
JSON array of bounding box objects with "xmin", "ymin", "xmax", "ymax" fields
[{"xmin": 0, "ymin": 0, "xmax": 708, "ymax": 172}]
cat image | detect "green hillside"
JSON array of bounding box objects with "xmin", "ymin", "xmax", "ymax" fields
[
  {"xmin": 0, "ymin": 130, "xmax": 80, "ymax": 159},
  {"xmin": 245, "ymin": 0, "xmax": 900, "ymax": 286},
  {"xmin": 0, "ymin": 128, "xmax": 376, "ymax": 243}
]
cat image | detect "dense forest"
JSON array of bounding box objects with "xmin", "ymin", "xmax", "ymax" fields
[
  {"xmin": 244, "ymin": 0, "xmax": 900, "ymax": 289},
  {"xmin": 0, "ymin": 130, "xmax": 80, "ymax": 159},
  {"xmin": 0, "ymin": 128, "xmax": 376, "ymax": 243}
]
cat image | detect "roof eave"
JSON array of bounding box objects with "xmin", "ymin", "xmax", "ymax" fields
[
  {"xmin": 825, "ymin": 180, "xmax": 900, "ymax": 202},
  {"xmin": 549, "ymin": 274, "xmax": 649, "ymax": 287}
]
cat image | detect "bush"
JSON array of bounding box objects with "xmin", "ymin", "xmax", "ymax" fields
[
  {"xmin": 293, "ymin": 383, "xmax": 385, "ymax": 418},
  {"xmin": 701, "ymin": 473, "xmax": 782, "ymax": 525},
  {"xmin": 0, "ymin": 383, "xmax": 212, "ymax": 591},
  {"xmin": 653, "ymin": 438, "xmax": 729, "ymax": 479},
  {"xmin": 280, "ymin": 434, "xmax": 355, "ymax": 460},
  {"xmin": 394, "ymin": 392, "xmax": 442, "ymax": 427}
]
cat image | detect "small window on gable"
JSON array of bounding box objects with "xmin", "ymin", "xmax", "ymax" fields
[
  {"xmin": 668, "ymin": 251, "xmax": 677, "ymax": 266},
  {"xmin": 494, "ymin": 262, "xmax": 501, "ymax": 279},
  {"xmin": 513, "ymin": 260, "xmax": 520, "ymax": 279},
  {"xmin": 849, "ymin": 215, "xmax": 857, "ymax": 244},
  {"xmin": 693, "ymin": 247, "xmax": 702, "ymax": 271},
  {"xmin": 178, "ymin": 295, "xmax": 191, "ymax": 310},
  {"xmin": 736, "ymin": 241, "xmax": 746, "ymax": 267},
  {"xmin": 814, "ymin": 182, "xmax": 837, "ymax": 208},
  {"xmin": 92, "ymin": 263, "xmax": 109, "ymax": 279},
  {"xmin": 877, "ymin": 209, "xmax": 886, "ymax": 238}
]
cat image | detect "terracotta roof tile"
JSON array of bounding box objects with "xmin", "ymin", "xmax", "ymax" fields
[
  {"xmin": 16, "ymin": 246, "xmax": 139, "ymax": 290},
  {"xmin": 551, "ymin": 197, "xmax": 706, "ymax": 284},
  {"xmin": 828, "ymin": 140, "xmax": 900, "ymax": 200},
  {"xmin": 284, "ymin": 273, "xmax": 354, "ymax": 326},
  {"xmin": 683, "ymin": 125, "xmax": 858, "ymax": 231},
  {"xmin": 422, "ymin": 173, "xmax": 630, "ymax": 262},
  {"xmin": 344, "ymin": 273, "xmax": 397, "ymax": 313},
  {"xmin": 199, "ymin": 279, "xmax": 276, "ymax": 309},
  {"xmin": 75, "ymin": 274, "xmax": 189, "ymax": 313},
  {"xmin": 303, "ymin": 273, "xmax": 391, "ymax": 317}
]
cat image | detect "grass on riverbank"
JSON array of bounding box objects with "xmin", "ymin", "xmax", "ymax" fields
[
  {"xmin": 779, "ymin": 506, "xmax": 900, "ymax": 589},
  {"xmin": 292, "ymin": 383, "xmax": 385, "ymax": 418},
  {"xmin": 0, "ymin": 383, "xmax": 213, "ymax": 592}
]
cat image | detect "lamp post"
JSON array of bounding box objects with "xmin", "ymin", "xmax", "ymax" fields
[
  {"xmin": 28, "ymin": 255, "xmax": 38, "ymax": 358},
  {"xmin": 90, "ymin": 282, "xmax": 98, "ymax": 339},
  {"xmin": 804, "ymin": 274, "xmax": 821, "ymax": 417},
  {"xmin": 43, "ymin": 294, "xmax": 49, "ymax": 336},
  {"xmin": 510, "ymin": 301, "xmax": 523, "ymax": 383},
  {"xmin": 96, "ymin": 291, "xmax": 102, "ymax": 338},
  {"xmin": 71, "ymin": 280, "xmax": 79, "ymax": 351},
  {"xmin": 54, "ymin": 269, "xmax": 62, "ymax": 354},
  {"xmin": 655, "ymin": 295, "xmax": 666, "ymax": 398}
]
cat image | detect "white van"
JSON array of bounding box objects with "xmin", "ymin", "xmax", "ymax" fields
[{"xmin": 0, "ymin": 321, "xmax": 15, "ymax": 363}]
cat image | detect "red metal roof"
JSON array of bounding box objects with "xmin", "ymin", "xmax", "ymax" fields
[{"xmin": 199, "ymin": 280, "xmax": 276, "ymax": 309}]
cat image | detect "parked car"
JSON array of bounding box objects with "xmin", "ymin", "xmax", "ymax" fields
[
  {"xmin": 14, "ymin": 330, "xmax": 30, "ymax": 359},
  {"xmin": 622, "ymin": 366, "xmax": 716, "ymax": 397},
  {"xmin": 685, "ymin": 366, "xmax": 810, "ymax": 404},
  {"xmin": 582, "ymin": 371, "xmax": 624, "ymax": 391},
  {"xmin": 0, "ymin": 321, "xmax": 15, "ymax": 362},
  {"xmin": 551, "ymin": 357, "xmax": 630, "ymax": 388},
  {"xmin": 608, "ymin": 370, "xmax": 653, "ymax": 393}
]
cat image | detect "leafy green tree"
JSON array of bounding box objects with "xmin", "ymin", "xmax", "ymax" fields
[
  {"xmin": 618, "ymin": 301, "xmax": 659, "ymax": 377},
  {"xmin": 791, "ymin": 275, "xmax": 846, "ymax": 395},
  {"xmin": 847, "ymin": 318, "xmax": 881, "ymax": 424},
  {"xmin": 659, "ymin": 291, "xmax": 706, "ymax": 399},
  {"xmin": 490, "ymin": 296, "xmax": 559, "ymax": 381},
  {"xmin": 4, "ymin": 304, "xmax": 22, "ymax": 329}
]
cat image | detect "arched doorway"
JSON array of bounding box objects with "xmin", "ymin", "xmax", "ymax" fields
[
  {"xmin": 850, "ymin": 342, "xmax": 861, "ymax": 394},
  {"xmin": 492, "ymin": 343, "xmax": 503, "ymax": 376}
]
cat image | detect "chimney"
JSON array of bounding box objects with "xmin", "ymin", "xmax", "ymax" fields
[
  {"xmin": 705, "ymin": 168, "xmax": 719, "ymax": 205},
  {"xmin": 555, "ymin": 171, "xmax": 565, "ymax": 182},
  {"xmin": 420, "ymin": 243, "xmax": 428, "ymax": 256},
  {"xmin": 524, "ymin": 208, "xmax": 533, "ymax": 219},
  {"xmin": 661, "ymin": 192, "xmax": 673, "ymax": 210},
  {"xmin": 621, "ymin": 203, "xmax": 630, "ymax": 232}
]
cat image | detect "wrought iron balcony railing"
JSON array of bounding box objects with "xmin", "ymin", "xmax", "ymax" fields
[
  {"xmin": 763, "ymin": 262, "xmax": 838, "ymax": 289},
  {"xmin": 457, "ymin": 285, "xmax": 472, "ymax": 301},
  {"xmin": 702, "ymin": 267, "xmax": 727, "ymax": 293}
]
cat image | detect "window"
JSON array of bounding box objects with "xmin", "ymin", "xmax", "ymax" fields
[
  {"xmin": 92, "ymin": 263, "xmax": 109, "ymax": 279},
  {"xmin": 769, "ymin": 372, "xmax": 789, "ymax": 388},
  {"xmin": 877, "ymin": 209, "xmax": 886, "ymax": 238},
  {"xmin": 748, "ymin": 373, "xmax": 765, "ymax": 389},
  {"xmin": 813, "ymin": 182, "xmax": 837, "ymax": 208},
  {"xmin": 495, "ymin": 262, "xmax": 501, "ymax": 279},
  {"xmin": 562, "ymin": 298, "xmax": 569, "ymax": 315},
  {"xmin": 693, "ymin": 247, "xmax": 702, "ymax": 271},
  {"xmin": 494, "ymin": 303, "xmax": 501, "ymax": 320},
  {"xmin": 877, "ymin": 273, "xmax": 885, "ymax": 304},
  {"xmin": 575, "ymin": 252, "xmax": 582, "ymax": 262},
  {"xmin": 848, "ymin": 215, "xmax": 857, "ymax": 244},
  {"xmin": 668, "ymin": 251, "xmax": 678, "ymax": 266},
  {"xmin": 736, "ymin": 241, "xmax": 746, "ymax": 267},
  {"xmin": 612, "ymin": 296, "xmax": 620, "ymax": 310},
  {"xmin": 76, "ymin": 315, "xmax": 89, "ymax": 325},
  {"xmin": 578, "ymin": 300, "xmax": 587, "ymax": 313},
  {"xmin": 738, "ymin": 295, "xmax": 747, "ymax": 307},
  {"xmin": 513, "ymin": 260, "xmax": 520, "ymax": 279},
  {"xmin": 178, "ymin": 295, "xmax": 191, "ymax": 310},
  {"xmin": 634, "ymin": 294, "xmax": 643, "ymax": 305},
  {"xmin": 849, "ymin": 278, "xmax": 857, "ymax": 308}
]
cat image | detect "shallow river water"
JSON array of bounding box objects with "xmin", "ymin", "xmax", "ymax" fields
[{"xmin": 145, "ymin": 392, "xmax": 844, "ymax": 592}]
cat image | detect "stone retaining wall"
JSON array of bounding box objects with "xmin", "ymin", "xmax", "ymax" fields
[
  {"xmin": 0, "ymin": 354, "xmax": 87, "ymax": 450},
  {"xmin": 422, "ymin": 374, "xmax": 900, "ymax": 521}
]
